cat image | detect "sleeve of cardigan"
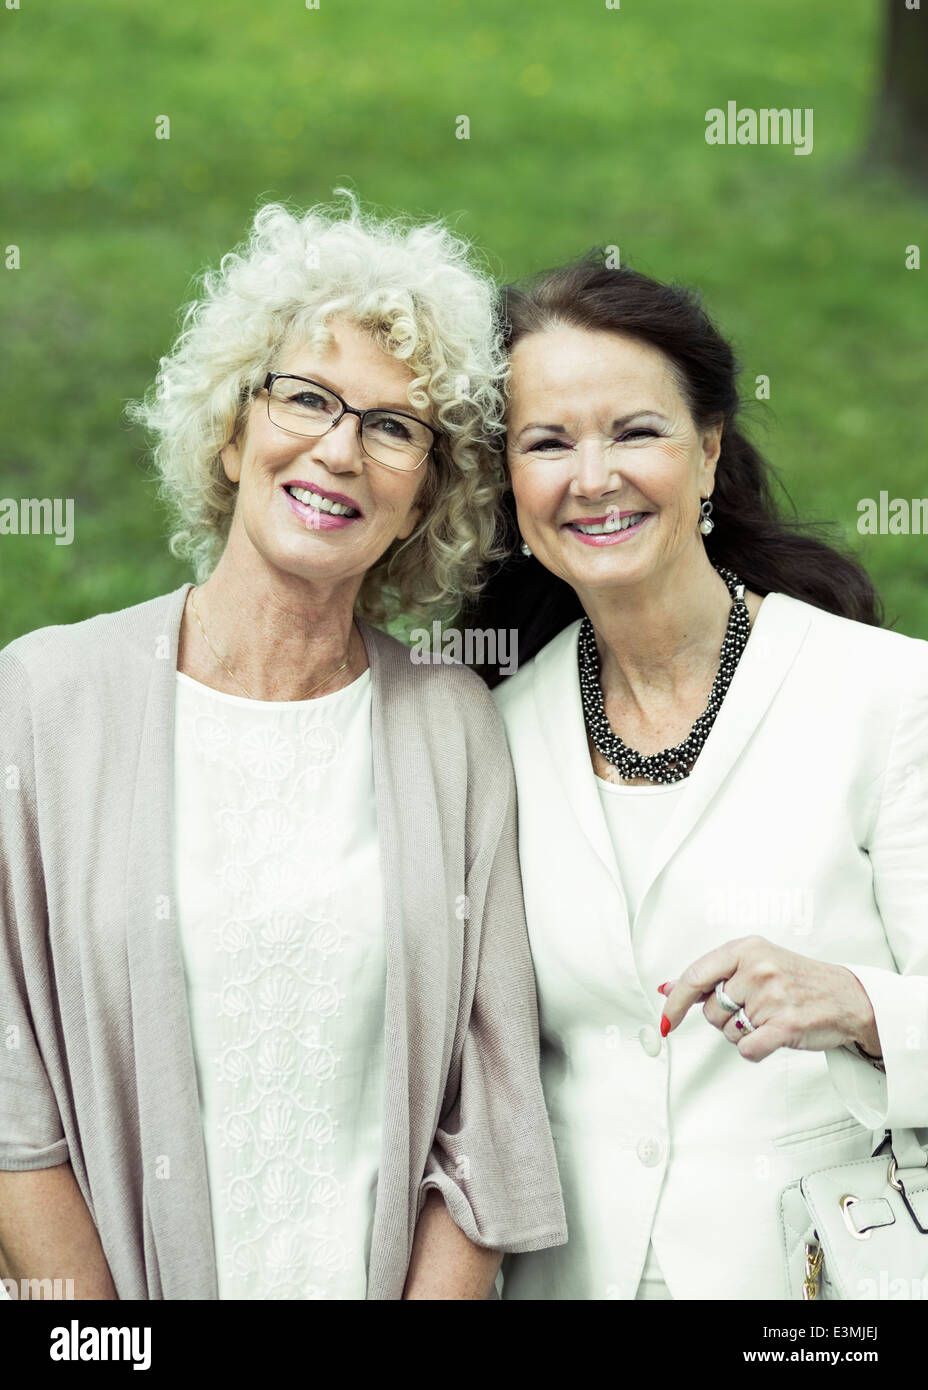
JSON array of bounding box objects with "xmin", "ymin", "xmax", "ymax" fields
[
  {"xmin": 826, "ymin": 640, "xmax": 928, "ymax": 1129},
  {"xmin": 0, "ymin": 645, "xmax": 70, "ymax": 1170},
  {"xmin": 417, "ymin": 726, "xmax": 567, "ymax": 1253}
]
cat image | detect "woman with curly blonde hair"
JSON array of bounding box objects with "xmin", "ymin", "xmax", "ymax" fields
[{"xmin": 0, "ymin": 192, "xmax": 566, "ymax": 1301}]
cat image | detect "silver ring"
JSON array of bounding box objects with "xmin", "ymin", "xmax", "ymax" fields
[
  {"xmin": 714, "ymin": 981, "xmax": 740, "ymax": 1014},
  {"xmin": 734, "ymin": 1007, "xmax": 756, "ymax": 1034}
]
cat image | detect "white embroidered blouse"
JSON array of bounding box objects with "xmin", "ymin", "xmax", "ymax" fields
[{"xmin": 172, "ymin": 667, "xmax": 385, "ymax": 1299}]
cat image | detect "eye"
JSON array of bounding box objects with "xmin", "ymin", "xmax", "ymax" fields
[
  {"xmin": 618, "ymin": 428, "xmax": 658, "ymax": 442},
  {"xmin": 527, "ymin": 437, "xmax": 570, "ymax": 453},
  {"xmin": 379, "ymin": 416, "xmax": 413, "ymax": 440},
  {"xmin": 368, "ymin": 413, "xmax": 415, "ymax": 441},
  {"xmin": 290, "ymin": 390, "xmax": 330, "ymax": 410}
]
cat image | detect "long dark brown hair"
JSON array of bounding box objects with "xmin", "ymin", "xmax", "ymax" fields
[{"xmin": 465, "ymin": 250, "xmax": 883, "ymax": 686}]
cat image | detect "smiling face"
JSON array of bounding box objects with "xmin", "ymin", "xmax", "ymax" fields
[
  {"xmin": 219, "ymin": 315, "xmax": 432, "ymax": 594},
  {"xmin": 506, "ymin": 325, "xmax": 722, "ymax": 599}
]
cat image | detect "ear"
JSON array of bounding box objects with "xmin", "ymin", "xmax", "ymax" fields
[
  {"xmin": 699, "ymin": 419, "xmax": 723, "ymax": 496},
  {"xmin": 394, "ymin": 454, "xmax": 434, "ymax": 540},
  {"xmin": 219, "ymin": 438, "xmax": 242, "ymax": 484},
  {"xmin": 394, "ymin": 501, "xmax": 422, "ymax": 542}
]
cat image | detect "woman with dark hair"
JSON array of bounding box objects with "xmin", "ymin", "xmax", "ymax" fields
[{"xmin": 469, "ymin": 252, "xmax": 928, "ymax": 1300}]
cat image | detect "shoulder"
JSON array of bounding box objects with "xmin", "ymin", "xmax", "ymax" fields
[
  {"xmin": 774, "ymin": 592, "xmax": 928, "ymax": 684},
  {"xmin": 492, "ymin": 654, "xmax": 534, "ymax": 720},
  {"xmin": 0, "ymin": 585, "xmax": 188, "ymax": 710},
  {"xmin": 359, "ymin": 617, "xmax": 508, "ymax": 737},
  {"xmin": 493, "ymin": 618, "xmax": 582, "ymax": 727},
  {"xmin": 359, "ymin": 620, "xmax": 519, "ymax": 821}
]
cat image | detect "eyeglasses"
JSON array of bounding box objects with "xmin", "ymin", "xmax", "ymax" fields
[{"xmin": 260, "ymin": 373, "xmax": 436, "ymax": 472}]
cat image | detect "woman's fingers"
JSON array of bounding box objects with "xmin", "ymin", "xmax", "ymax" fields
[
  {"xmin": 660, "ymin": 937, "xmax": 859, "ymax": 1061},
  {"xmin": 660, "ymin": 940, "xmax": 748, "ymax": 1032},
  {"xmin": 703, "ymin": 994, "xmax": 741, "ymax": 1030},
  {"xmin": 735, "ymin": 1018, "xmax": 792, "ymax": 1063},
  {"xmin": 722, "ymin": 1011, "xmax": 748, "ymax": 1044}
]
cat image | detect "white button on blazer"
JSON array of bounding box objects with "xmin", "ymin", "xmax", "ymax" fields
[{"xmin": 492, "ymin": 591, "xmax": 928, "ymax": 1300}]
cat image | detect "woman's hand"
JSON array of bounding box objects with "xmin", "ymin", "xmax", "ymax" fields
[{"xmin": 659, "ymin": 935, "xmax": 882, "ymax": 1063}]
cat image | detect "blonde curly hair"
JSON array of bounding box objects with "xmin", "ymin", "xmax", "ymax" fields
[{"xmin": 126, "ymin": 189, "xmax": 509, "ymax": 626}]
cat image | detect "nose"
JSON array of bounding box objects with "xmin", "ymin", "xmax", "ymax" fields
[
  {"xmin": 311, "ymin": 413, "xmax": 366, "ymax": 473},
  {"xmin": 570, "ymin": 437, "xmax": 621, "ymax": 499}
]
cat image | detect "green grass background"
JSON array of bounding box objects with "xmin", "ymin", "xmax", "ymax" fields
[{"xmin": 1, "ymin": 0, "xmax": 925, "ymax": 643}]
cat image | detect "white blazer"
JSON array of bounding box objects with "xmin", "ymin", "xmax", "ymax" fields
[{"xmin": 493, "ymin": 591, "xmax": 928, "ymax": 1299}]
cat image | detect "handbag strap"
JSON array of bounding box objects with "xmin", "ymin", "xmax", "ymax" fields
[
  {"xmin": 889, "ymin": 1127, "xmax": 928, "ymax": 1171},
  {"xmin": 882, "ymin": 1127, "xmax": 928, "ymax": 1236}
]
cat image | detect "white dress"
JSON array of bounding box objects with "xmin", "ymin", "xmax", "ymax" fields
[{"xmin": 172, "ymin": 667, "xmax": 385, "ymax": 1299}]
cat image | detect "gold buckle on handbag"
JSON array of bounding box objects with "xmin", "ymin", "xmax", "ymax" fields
[{"xmin": 802, "ymin": 1241, "xmax": 824, "ymax": 1300}]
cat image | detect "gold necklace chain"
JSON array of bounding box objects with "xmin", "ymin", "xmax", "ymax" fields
[{"xmin": 188, "ymin": 588, "xmax": 352, "ymax": 701}]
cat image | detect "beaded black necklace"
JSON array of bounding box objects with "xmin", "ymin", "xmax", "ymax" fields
[{"xmin": 578, "ymin": 565, "xmax": 751, "ymax": 784}]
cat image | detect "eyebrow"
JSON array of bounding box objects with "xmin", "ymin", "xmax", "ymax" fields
[
  {"xmin": 516, "ymin": 410, "xmax": 669, "ymax": 438},
  {"xmin": 284, "ymin": 372, "xmax": 431, "ymax": 423}
]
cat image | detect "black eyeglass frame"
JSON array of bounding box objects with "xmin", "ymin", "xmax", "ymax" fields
[{"xmin": 259, "ymin": 372, "xmax": 437, "ymax": 472}]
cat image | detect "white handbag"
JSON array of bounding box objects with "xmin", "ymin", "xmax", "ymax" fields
[{"xmin": 779, "ymin": 1127, "xmax": 928, "ymax": 1299}]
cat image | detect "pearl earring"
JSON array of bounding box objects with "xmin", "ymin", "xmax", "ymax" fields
[
  {"xmin": 698, "ymin": 497, "xmax": 715, "ymax": 536},
  {"xmin": 520, "ymin": 540, "xmax": 532, "ymax": 557}
]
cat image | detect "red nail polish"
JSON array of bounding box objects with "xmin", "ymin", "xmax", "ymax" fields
[
  {"xmin": 658, "ymin": 982, "xmax": 670, "ymax": 995},
  {"xmin": 660, "ymin": 1014, "xmax": 671, "ymax": 1038}
]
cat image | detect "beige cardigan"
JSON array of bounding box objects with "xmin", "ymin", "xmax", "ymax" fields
[{"xmin": 0, "ymin": 583, "xmax": 567, "ymax": 1299}]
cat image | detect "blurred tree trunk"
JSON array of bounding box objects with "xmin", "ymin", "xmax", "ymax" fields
[{"xmin": 867, "ymin": 1, "xmax": 928, "ymax": 185}]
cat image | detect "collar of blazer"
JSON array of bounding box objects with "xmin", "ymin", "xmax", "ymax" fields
[{"xmin": 527, "ymin": 590, "xmax": 813, "ymax": 911}]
